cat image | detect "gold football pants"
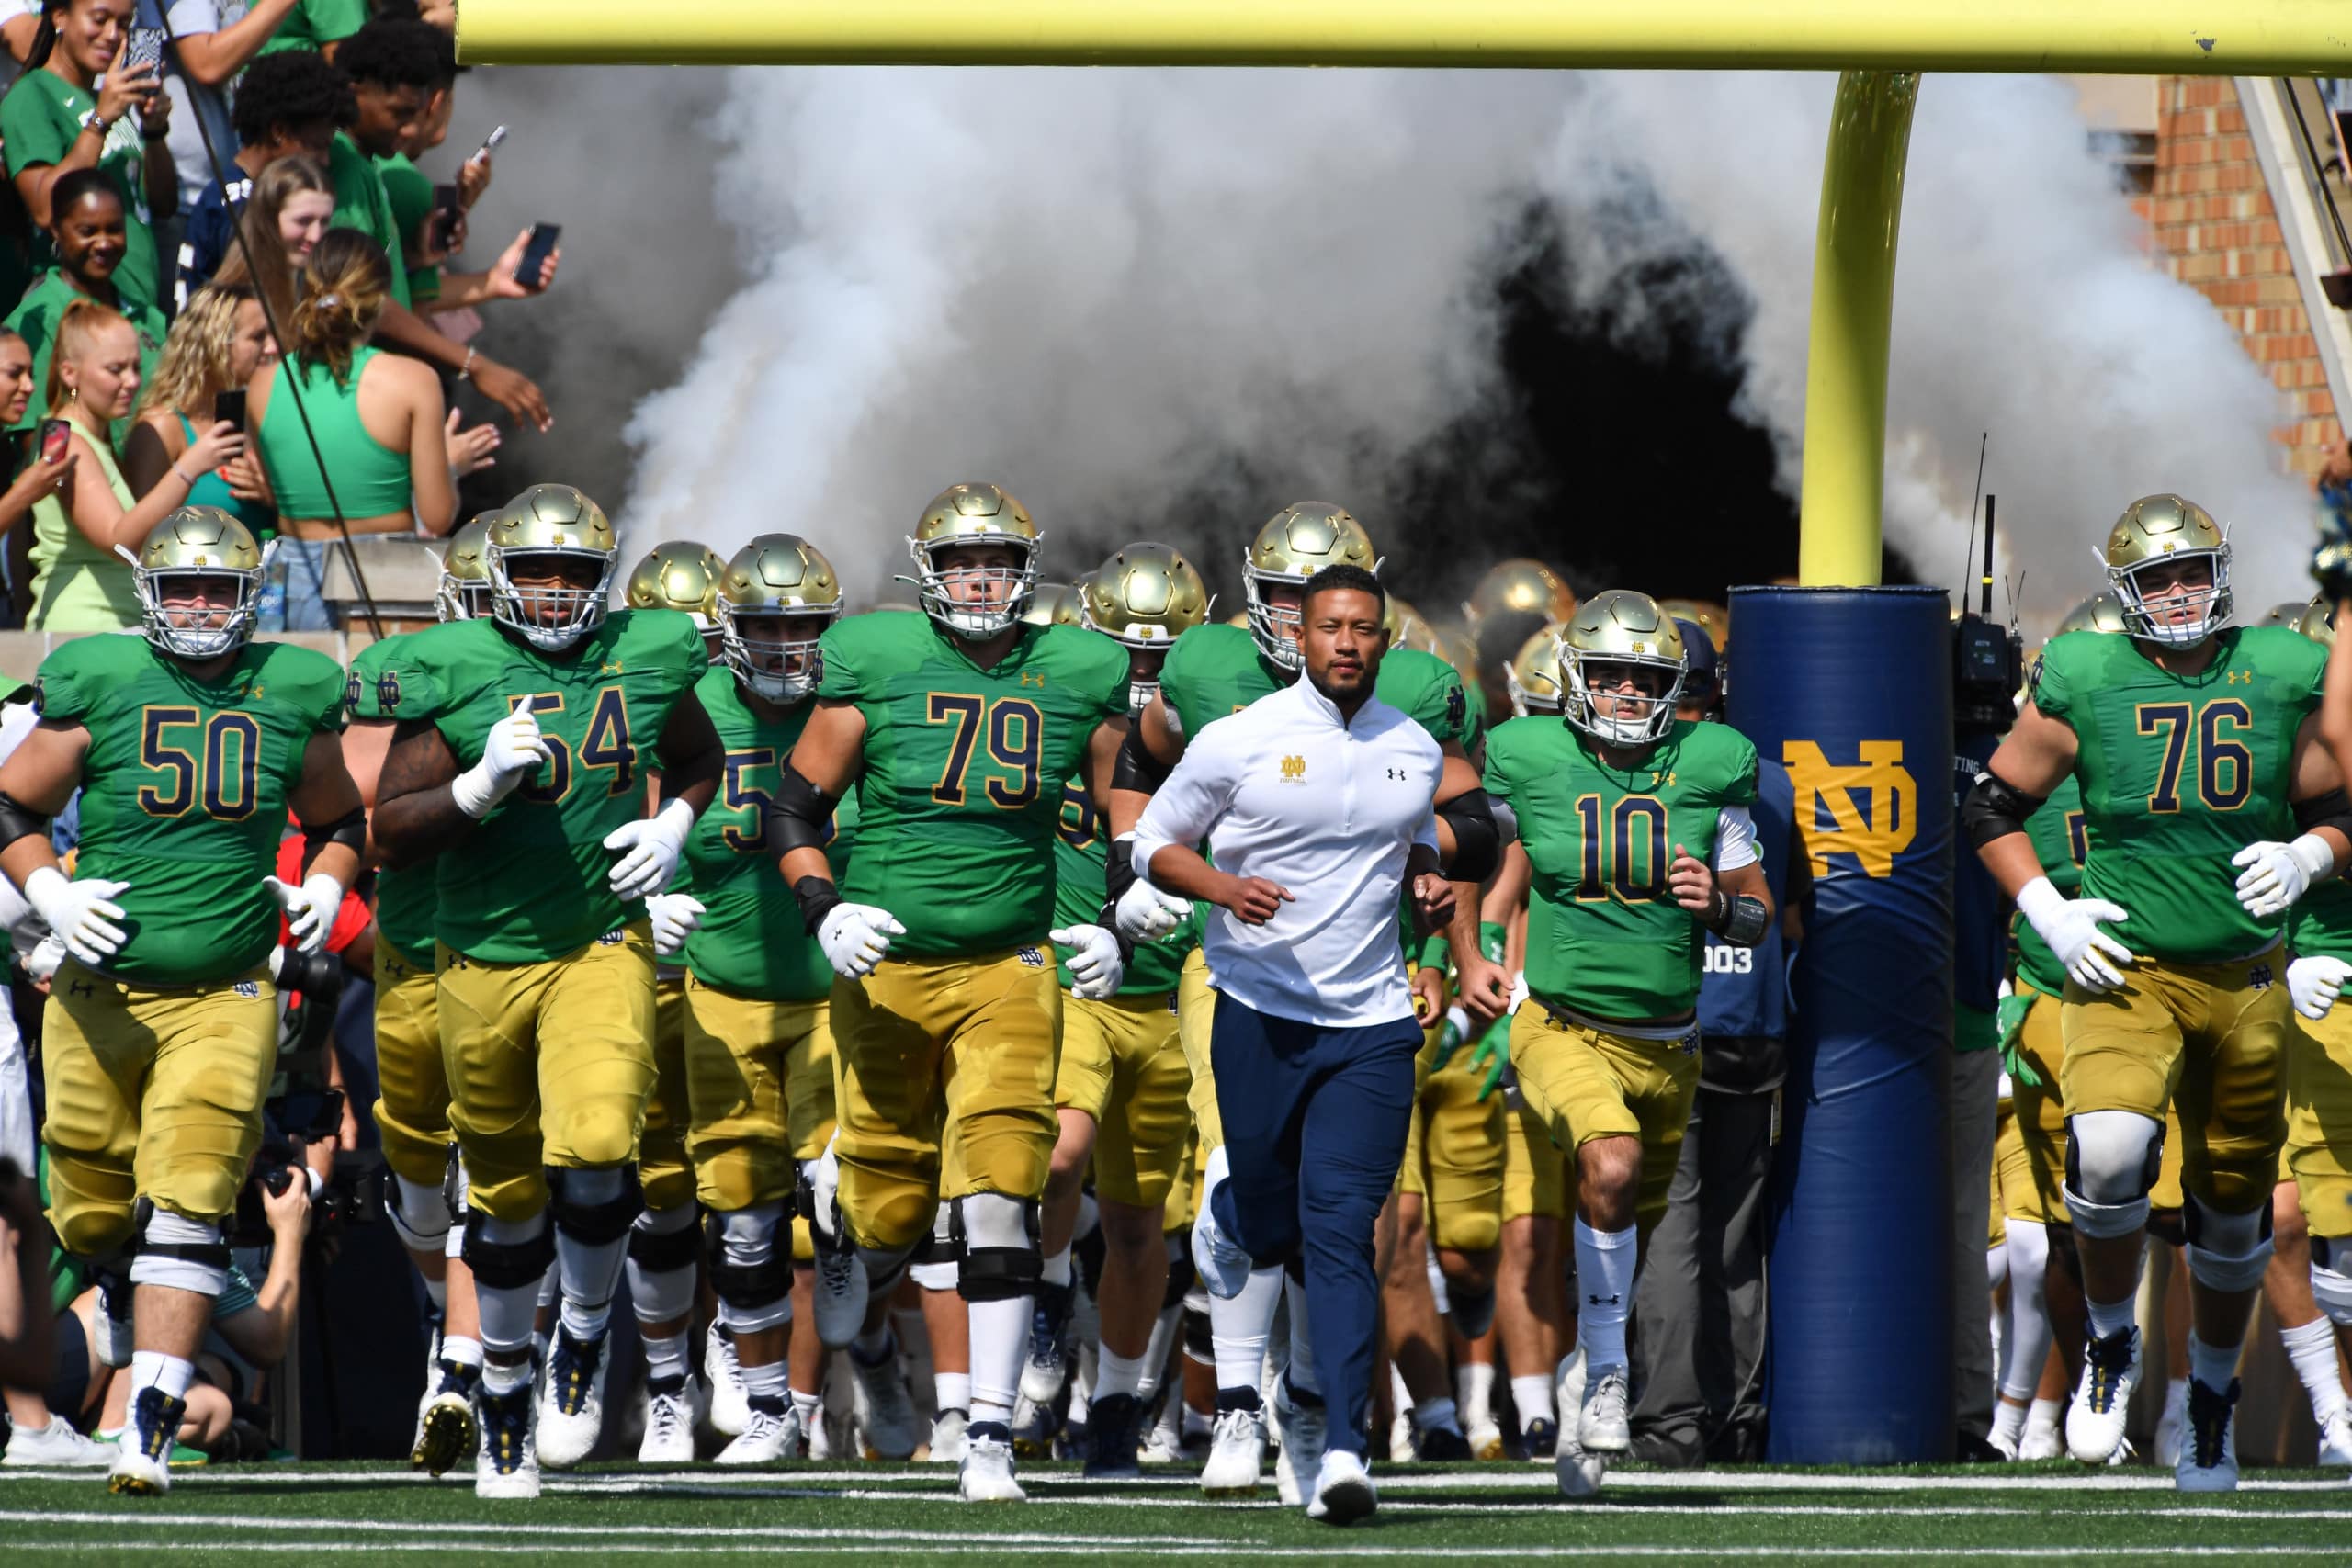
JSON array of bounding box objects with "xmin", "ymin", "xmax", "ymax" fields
[
  {"xmin": 684, "ymin": 972, "xmax": 837, "ymax": 1213},
  {"xmin": 371, "ymin": 938, "xmax": 451, "ymax": 1190},
  {"xmin": 1054, "ymin": 991, "xmax": 1190, "ymax": 1211},
  {"xmin": 1510, "ymin": 1003, "xmax": 1701, "ymax": 1232}
]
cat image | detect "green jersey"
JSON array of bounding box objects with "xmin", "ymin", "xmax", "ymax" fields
[
  {"xmin": 1157, "ymin": 623, "xmax": 1472, "ymax": 751},
  {"xmin": 39, "ymin": 632, "xmax": 345, "ymax": 985},
  {"xmin": 370, "ymin": 610, "xmax": 707, "ymax": 964},
  {"xmin": 818, "ymin": 612, "xmax": 1127, "ymax": 957},
  {"xmin": 2012, "ymin": 775, "xmax": 2087, "ymax": 998},
  {"xmin": 1485, "ymin": 715, "xmax": 1758, "ymax": 1021},
  {"xmin": 1051, "ymin": 773, "xmax": 1193, "ymax": 994},
  {"xmin": 679, "ymin": 663, "xmax": 858, "ymax": 1001},
  {"xmin": 2033, "ymin": 626, "xmax": 2324, "ymax": 964},
  {"xmin": 345, "ymin": 635, "xmax": 435, "ymax": 964}
]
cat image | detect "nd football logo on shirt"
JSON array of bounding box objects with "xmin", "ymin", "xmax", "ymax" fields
[
  {"xmin": 1280, "ymin": 755, "xmax": 1306, "ymax": 782},
  {"xmin": 1783, "ymin": 739, "xmax": 1916, "ymax": 878}
]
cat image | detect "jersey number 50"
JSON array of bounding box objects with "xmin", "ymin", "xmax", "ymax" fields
[{"xmin": 137, "ymin": 705, "xmax": 260, "ymax": 820}]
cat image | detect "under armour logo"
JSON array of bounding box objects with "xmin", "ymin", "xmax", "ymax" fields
[
  {"xmin": 600, "ymin": 660, "xmax": 627, "ymax": 675},
  {"xmin": 2227, "ymin": 670, "xmax": 2252, "ymax": 684},
  {"xmin": 1587, "ymin": 1292, "xmax": 1622, "ymax": 1307},
  {"xmin": 1019, "ymin": 671, "xmax": 1046, "ymax": 689},
  {"xmin": 2251, "ymin": 964, "xmax": 2275, "ymax": 990},
  {"xmin": 597, "ymin": 928, "xmax": 626, "ymax": 946},
  {"xmin": 1016, "ymin": 946, "xmax": 1046, "ymax": 967},
  {"xmin": 234, "ymin": 980, "xmax": 260, "ymax": 998},
  {"xmin": 1387, "ymin": 767, "xmax": 1408, "ymax": 781}
]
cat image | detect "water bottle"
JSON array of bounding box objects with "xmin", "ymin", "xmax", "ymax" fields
[{"xmin": 256, "ymin": 547, "xmax": 288, "ymax": 631}]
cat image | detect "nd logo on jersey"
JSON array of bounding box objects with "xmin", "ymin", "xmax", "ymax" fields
[{"xmin": 1783, "ymin": 739, "xmax": 1916, "ymax": 879}]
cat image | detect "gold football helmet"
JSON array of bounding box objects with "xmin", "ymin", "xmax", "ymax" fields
[
  {"xmin": 1243, "ymin": 501, "xmax": 1378, "ymax": 671},
  {"xmin": 1382, "ymin": 595, "xmax": 1443, "ymax": 656},
  {"xmin": 1464, "ymin": 558, "xmax": 1577, "ymax": 640},
  {"xmin": 2052, "ymin": 592, "xmax": 2129, "ymax": 637},
  {"xmin": 2257, "ymin": 600, "xmax": 2305, "ymax": 627},
  {"xmin": 1022, "ymin": 581, "xmax": 1086, "ymax": 627},
  {"xmin": 625, "ymin": 540, "xmax": 726, "ymax": 647},
  {"xmin": 1559, "ymin": 589, "xmax": 1685, "ymax": 747},
  {"xmin": 2292, "ymin": 594, "xmax": 2337, "ymax": 646},
  {"xmin": 1082, "ymin": 542, "xmax": 1211, "ymax": 714},
  {"xmin": 1656, "ymin": 597, "xmax": 1729, "ymax": 660},
  {"xmin": 435, "ymin": 513, "xmax": 496, "ymax": 623},
  {"xmin": 718, "ymin": 534, "xmax": 843, "ymax": 703},
  {"xmin": 487, "ymin": 483, "xmax": 618, "ymax": 651},
  {"xmin": 909, "ymin": 482, "xmax": 1042, "ymax": 639},
  {"xmin": 132, "ymin": 506, "xmax": 262, "ymax": 660},
  {"xmin": 2102, "ymin": 493, "xmax": 2231, "ymax": 646},
  {"xmin": 1505, "ymin": 623, "xmax": 1566, "ymax": 716}
]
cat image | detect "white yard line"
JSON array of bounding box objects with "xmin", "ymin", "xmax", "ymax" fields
[{"xmin": 0, "ymin": 1539, "xmax": 2340, "ymax": 1560}]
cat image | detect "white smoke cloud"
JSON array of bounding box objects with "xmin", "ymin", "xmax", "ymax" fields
[{"xmin": 600, "ymin": 67, "xmax": 2312, "ymax": 627}]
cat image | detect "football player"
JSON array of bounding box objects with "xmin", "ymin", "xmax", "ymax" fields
[
  {"xmin": 1972, "ymin": 495, "xmax": 2351, "ymax": 1491},
  {"xmin": 617, "ymin": 539, "xmax": 729, "ymax": 1462},
  {"xmin": 372, "ymin": 484, "xmax": 722, "ymax": 1498},
  {"xmin": 0, "ymin": 508, "xmax": 362, "ymax": 1494},
  {"xmin": 1107, "ymin": 501, "xmax": 1505, "ymax": 1498},
  {"xmin": 1463, "ymin": 559, "xmax": 1577, "ymax": 720},
  {"xmin": 775, "ymin": 482, "xmax": 1132, "ymax": 1502},
  {"xmin": 1483, "ymin": 590, "xmax": 1770, "ymax": 1495},
  {"xmin": 344, "ymin": 513, "xmax": 499, "ymax": 1477}
]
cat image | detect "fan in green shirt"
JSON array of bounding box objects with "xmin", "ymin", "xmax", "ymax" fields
[
  {"xmin": 3, "ymin": 175, "xmax": 167, "ymax": 439},
  {"xmin": 0, "ymin": 53, "xmax": 170, "ymax": 317}
]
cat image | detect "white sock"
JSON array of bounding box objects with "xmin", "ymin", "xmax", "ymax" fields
[
  {"xmin": 1389, "ymin": 1363, "xmax": 1413, "ymax": 1427},
  {"xmin": 1991, "ymin": 1398, "xmax": 2029, "ymax": 1447},
  {"xmin": 2281, "ymin": 1317, "xmax": 2350, "ymax": 1426},
  {"xmin": 969, "ymin": 1294, "xmax": 1030, "ymax": 1425},
  {"xmin": 1510, "ymin": 1372, "xmax": 1555, "ymax": 1427},
  {"xmin": 129, "ymin": 1350, "xmax": 196, "ymax": 1402},
  {"xmin": 1137, "ymin": 1301, "xmax": 1183, "ymax": 1402},
  {"xmin": 1211, "ymin": 1265, "xmax": 1283, "ymax": 1393},
  {"xmin": 2085, "ymin": 1292, "xmax": 2137, "ymax": 1343},
  {"xmin": 1413, "ymin": 1394, "xmax": 1463, "ymax": 1436},
  {"xmin": 2025, "ymin": 1396, "xmax": 2062, "ymax": 1439},
  {"xmin": 1096, "ymin": 1345, "xmax": 1146, "ymax": 1402},
  {"xmin": 1573, "ymin": 1219, "xmax": 1638, "ymax": 1371},
  {"xmin": 741, "ymin": 1359, "xmax": 786, "ymax": 1404},
  {"xmin": 2188, "ymin": 1331, "xmax": 2241, "ymax": 1392},
  {"xmin": 1458, "ymin": 1360, "xmax": 1496, "ymax": 1427},
  {"xmin": 440, "ymin": 1335, "xmax": 484, "ymax": 1371},
  {"xmin": 482, "ymin": 1358, "xmax": 532, "ymax": 1396},
  {"xmin": 1183, "ymin": 1403, "xmax": 1212, "ymax": 1438},
  {"xmin": 2163, "ymin": 1376, "xmax": 2189, "ymax": 1419},
  {"xmin": 792, "ymin": 1387, "xmax": 822, "ymax": 1423},
  {"xmin": 934, "ymin": 1371, "xmax": 972, "ymax": 1414},
  {"xmin": 642, "ymin": 1330, "xmax": 689, "ymax": 1386},
  {"xmin": 554, "ymin": 1173, "xmax": 632, "ymax": 1341},
  {"xmin": 1042, "ymin": 1246, "xmax": 1074, "ymax": 1289},
  {"xmin": 1283, "ymin": 1274, "xmax": 1317, "ymax": 1395}
]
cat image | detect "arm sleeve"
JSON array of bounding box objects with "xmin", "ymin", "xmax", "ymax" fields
[
  {"xmin": 1131, "ymin": 721, "xmax": 1238, "ymax": 875},
  {"xmin": 1713, "ymin": 805, "xmax": 1758, "ymax": 872}
]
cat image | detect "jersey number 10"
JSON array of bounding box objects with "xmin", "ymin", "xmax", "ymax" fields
[{"xmin": 1574, "ymin": 793, "xmax": 1669, "ymax": 901}]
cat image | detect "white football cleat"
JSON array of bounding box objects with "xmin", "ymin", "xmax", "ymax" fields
[
  {"xmin": 107, "ymin": 1388, "xmax": 185, "ymax": 1497},
  {"xmin": 2320, "ymin": 1412, "xmax": 2352, "ymax": 1466},
  {"xmin": 1199, "ymin": 1404, "xmax": 1267, "ymax": 1497},
  {"xmin": 638, "ymin": 1375, "xmax": 700, "ymax": 1463},
  {"xmin": 925, "ymin": 1406, "xmax": 969, "ymax": 1464},
  {"xmin": 536, "ymin": 1325, "xmax": 613, "ymax": 1470},
  {"xmin": 1577, "ymin": 1363, "xmax": 1632, "ymax": 1453},
  {"xmin": 716, "ymin": 1401, "xmax": 805, "ymax": 1464},
  {"xmin": 1271, "ymin": 1382, "xmax": 1325, "ymax": 1508},
  {"xmin": 808, "ymin": 1144, "xmax": 869, "ymax": 1349},
  {"xmin": 1467, "ymin": 1414, "xmax": 1506, "ymax": 1461},
  {"xmin": 1306, "ymin": 1447, "xmax": 1377, "ymax": 1524},
  {"xmin": 475, "ymin": 1381, "xmax": 541, "ymax": 1500},
  {"xmin": 2065, "ymin": 1327, "xmax": 2140, "ymax": 1465},
  {"xmin": 412, "ymin": 1364, "xmax": 480, "ymax": 1477},
  {"xmin": 849, "ymin": 1338, "xmax": 922, "ymax": 1460},
  {"xmin": 1554, "ymin": 1350, "xmax": 1606, "ymax": 1499},
  {"xmin": 705, "ymin": 1324, "xmax": 749, "ymax": 1438},
  {"xmin": 958, "ymin": 1425, "xmax": 1027, "ymax": 1502},
  {"xmin": 2174, "ymin": 1377, "xmax": 2239, "ymax": 1493}
]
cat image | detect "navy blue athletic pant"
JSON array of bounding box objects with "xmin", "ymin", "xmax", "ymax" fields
[{"xmin": 1209, "ymin": 993, "xmax": 1421, "ymax": 1457}]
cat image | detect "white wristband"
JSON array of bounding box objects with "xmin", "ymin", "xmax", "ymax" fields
[
  {"xmin": 2013, "ymin": 874, "xmax": 2065, "ymax": 933},
  {"xmin": 450, "ymin": 759, "xmax": 508, "ymax": 819},
  {"xmin": 2290, "ymin": 831, "xmax": 2337, "ymax": 883}
]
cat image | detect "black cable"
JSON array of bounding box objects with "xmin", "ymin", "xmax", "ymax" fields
[
  {"xmin": 2282, "ymin": 79, "xmax": 2352, "ymax": 272},
  {"xmin": 153, "ymin": 14, "xmax": 383, "ymax": 639}
]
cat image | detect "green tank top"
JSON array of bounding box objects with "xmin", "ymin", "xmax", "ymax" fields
[
  {"xmin": 256, "ymin": 347, "xmax": 412, "ymax": 519},
  {"xmin": 28, "ymin": 429, "xmax": 140, "ymax": 630},
  {"xmin": 174, "ymin": 412, "xmax": 274, "ymax": 540}
]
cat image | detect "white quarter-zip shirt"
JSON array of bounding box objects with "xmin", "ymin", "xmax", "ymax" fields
[{"xmin": 1132, "ymin": 674, "xmax": 1442, "ymax": 1028}]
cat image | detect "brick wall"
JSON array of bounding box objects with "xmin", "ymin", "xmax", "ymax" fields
[{"xmin": 2144, "ymin": 76, "xmax": 2342, "ymax": 478}]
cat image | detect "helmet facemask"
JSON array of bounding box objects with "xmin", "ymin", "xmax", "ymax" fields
[
  {"xmin": 910, "ymin": 536, "xmax": 1039, "ymax": 640},
  {"xmin": 435, "ymin": 570, "xmax": 493, "ymax": 623},
  {"xmin": 1243, "ymin": 565, "xmax": 1308, "ymax": 671},
  {"xmin": 1563, "ymin": 646, "xmax": 1683, "ymax": 748},
  {"xmin": 137, "ymin": 564, "xmax": 260, "ymax": 660},
  {"xmin": 2109, "ymin": 547, "xmax": 2232, "ymax": 648},
  {"xmin": 489, "ymin": 545, "xmax": 615, "ymax": 651},
  {"xmin": 720, "ymin": 601, "xmax": 837, "ymax": 704}
]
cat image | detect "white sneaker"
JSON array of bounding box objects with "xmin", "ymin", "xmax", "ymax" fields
[
  {"xmin": 476, "ymin": 1381, "xmax": 541, "ymax": 1500},
  {"xmin": 1200, "ymin": 1405, "xmax": 1267, "ymax": 1496},
  {"xmin": 638, "ymin": 1376, "xmax": 700, "ymax": 1463},
  {"xmin": 1467, "ymin": 1414, "xmax": 1506, "ymax": 1461},
  {"xmin": 2320, "ymin": 1411, "xmax": 2352, "ymax": 1466},
  {"xmin": 850, "ymin": 1338, "xmax": 922, "ymax": 1460},
  {"xmin": 2175, "ymin": 1377, "xmax": 2239, "ymax": 1493},
  {"xmin": 1271, "ymin": 1382, "xmax": 1325, "ymax": 1508},
  {"xmin": 6, "ymin": 1415, "xmax": 115, "ymax": 1466},
  {"xmin": 1140, "ymin": 1411, "xmax": 1184, "ymax": 1465},
  {"xmin": 958, "ymin": 1426, "xmax": 1026, "ymax": 1502},
  {"xmin": 536, "ymin": 1325, "xmax": 613, "ymax": 1470},
  {"xmin": 2154, "ymin": 1379, "xmax": 2187, "ymax": 1467},
  {"xmin": 1189, "ymin": 1147, "xmax": 1254, "ymax": 1300},
  {"xmin": 107, "ymin": 1388, "xmax": 185, "ymax": 1497},
  {"xmin": 1577, "ymin": 1363, "xmax": 1632, "ymax": 1453},
  {"xmin": 2019, "ymin": 1404, "xmax": 2065, "ymax": 1462},
  {"xmin": 809, "ymin": 1141, "xmax": 870, "ymax": 1349},
  {"xmin": 2065, "ymin": 1327, "xmax": 2140, "ymax": 1465},
  {"xmin": 1554, "ymin": 1350, "xmax": 1606, "ymax": 1499},
  {"xmin": 706, "ymin": 1324, "xmax": 749, "ymax": 1438},
  {"xmin": 925, "ymin": 1407, "xmax": 969, "ymax": 1464},
  {"xmin": 1306, "ymin": 1447, "xmax": 1376, "ymax": 1524},
  {"xmin": 717, "ymin": 1402, "xmax": 804, "ymax": 1464}
]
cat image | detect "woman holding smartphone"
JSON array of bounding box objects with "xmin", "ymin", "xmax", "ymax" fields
[
  {"xmin": 25, "ymin": 298, "xmax": 239, "ymax": 630},
  {"xmin": 0, "ymin": 329, "xmax": 79, "ymax": 540},
  {"xmin": 123, "ymin": 282, "xmax": 277, "ymax": 540},
  {"xmin": 0, "ymin": 0, "xmax": 175, "ymax": 313}
]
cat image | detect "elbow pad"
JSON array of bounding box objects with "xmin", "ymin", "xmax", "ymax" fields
[
  {"xmin": 0, "ymin": 791, "xmax": 49, "ymax": 853},
  {"xmin": 764, "ymin": 763, "xmax": 838, "ymax": 856},
  {"xmin": 301, "ymin": 807, "xmax": 368, "ymax": 865},
  {"xmin": 2293, "ymin": 787, "xmax": 2352, "ymax": 848},
  {"xmin": 1113, "ymin": 725, "xmax": 1173, "ymax": 795},
  {"xmin": 1962, "ymin": 772, "xmax": 2046, "ymax": 851},
  {"xmin": 1437, "ymin": 790, "xmax": 1502, "ymax": 884}
]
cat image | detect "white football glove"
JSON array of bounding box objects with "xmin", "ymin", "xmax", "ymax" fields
[
  {"xmin": 21, "ymin": 865, "xmax": 130, "ymax": 968},
  {"xmin": 2231, "ymin": 833, "xmax": 2335, "ymax": 919},
  {"xmin": 604, "ymin": 797, "xmax": 697, "ymax": 900},
  {"xmin": 22, "ymin": 932, "xmax": 63, "ymax": 984},
  {"xmin": 1053, "ymin": 923, "xmax": 1126, "ymax": 1001},
  {"xmin": 646, "ymin": 892, "xmax": 705, "ymax": 957},
  {"xmin": 451, "ymin": 710, "xmax": 549, "ymax": 818},
  {"xmin": 1114, "ymin": 876, "xmax": 1192, "ymax": 944},
  {"xmin": 262, "ymin": 872, "xmax": 345, "ymax": 953},
  {"xmin": 2290, "ymin": 955, "xmax": 2352, "ymax": 1021},
  {"xmin": 2014, "ymin": 875, "xmax": 2134, "ymax": 994},
  {"xmin": 818, "ymin": 901, "xmax": 904, "ymax": 980}
]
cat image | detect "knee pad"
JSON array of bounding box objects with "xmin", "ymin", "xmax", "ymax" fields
[
  {"xmin": 2184, "ymin": 1193, "xmax": 2273, "ymax": 1293},
  {"xmin": 2062, "ymin": 1111, "xmax": 2163, "ymax": 1240},
  {"xmin": 1182, "ymin": 1304, "xmax": 1215, "ymax": 1363},
  {"xmin": 2311, "ymin": 1236, "xmax": 2352, "ymax": 1328},
  {"xmin": 547, "ymin": 1165, "xmax": 642, "ymax": 1246},
  {"xmin": 385, "ymin": 1168, "xmax": 454, "ymax": 1255},
  {"xmin": 462, "ymin": 1205, "xmax": 555, "ymax": 1290},
  {"xmin": 954, "ymin": 1191, "xmax": 1043, "ymax": 1303},
  {"xmin": 628, "ymin": 1203, "xmax": 701, "ymax": 1273},
  {"xmin": 907, "ymin": 1201, "xmax": 959, "ymax": 1292},
  {"xmin": 711, "ymin": 1203, "xmax": 794, "ymax": 1327},
  {"xmin": 1450, "ymin": 1279, "xmax": 1498, "ymax": 1341},
  {"xmin": 126, "ymin": 1202, "xmax": 230, "ymax": 1297}
]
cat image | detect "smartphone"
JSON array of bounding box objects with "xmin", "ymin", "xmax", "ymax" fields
[
  {"xmin": 515, "ymin": 222, "xmax": 560, "ymax": 292},
  {"xmin": 431, "ymin": 183, "xmax": 461, "ymax": 252},
  {"xmin": 123, "ymin": 26, "xmax": 165, "ymax": 81},
  {"xmin": 214, "ymin": 389, "xmax": 246, "ymax": 433},
  {"xmin": 38, "ymin": 418, "xmax": 69, "ymax": 466},
  {"xmin": 471, "ymin": 124, "xmax": 509, "ymax": 164}
]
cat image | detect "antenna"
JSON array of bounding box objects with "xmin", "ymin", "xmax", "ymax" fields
[
  {"xmin": 1981, "ymin": 493, "xmax": 1996, "ymax": 618},
  {"xmin": 1960, "ymin": 431, "xmax": 1989, "ymax": 599}
]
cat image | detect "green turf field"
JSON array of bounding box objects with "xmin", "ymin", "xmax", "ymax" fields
[{"xmin": 2, "ymin": 1460, "xmax": 2348, "ymax": 1562}]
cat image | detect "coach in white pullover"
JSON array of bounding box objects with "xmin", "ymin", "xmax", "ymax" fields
[{"xmin": 1131, "ymin": 564, "xmax": 1453, "ymax": 1526}]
